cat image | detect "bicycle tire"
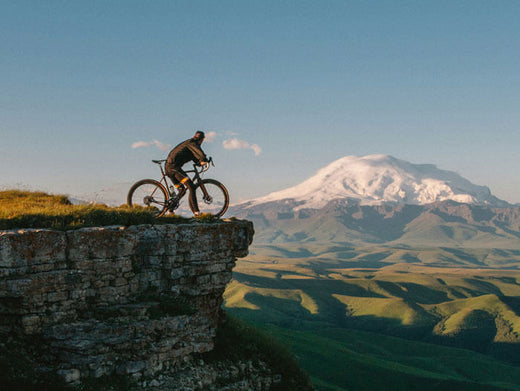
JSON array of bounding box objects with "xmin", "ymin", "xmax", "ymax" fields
[
  {"xmin": 127, "ymin": 179, "xmax": 169, "ymax": 217},
  {"xmin": 189, "ymin": 179, "xmax": 229, "ymax": 217}
]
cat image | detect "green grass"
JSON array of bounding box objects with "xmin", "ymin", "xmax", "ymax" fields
[
  {"xmin": 225, "ymin": 251, "xmax": 520, "ymax": 389},
  {"xmin": 225, "ymin": 280, "xmax": 319, "ymax": 314},
  {"xmin": 429, "ymin": 294, "xmax": 520, "ymax": 342},
  {"xmin": 0, "ymin": 190, "xmax": 190, "ymax": 230},
  {"xmin": 204, "ymin": 314, "xmax": 313, "ymax": 391},
  {"xmin": 332, "ymin": 294, "xmax": 434, "ymax": 326},
  {"xmin": 258, "ymin": 325, "xmax": 520, "ymax": 391},
  {"xmin": 226, "ymin": 259, "xmax": 520, "ymax": 345}
]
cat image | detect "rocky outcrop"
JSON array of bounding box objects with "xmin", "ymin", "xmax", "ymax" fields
[
  {"xmin": 0, "ymin": 221, "xmax": 254, "ymax": 385},
  {"xmin": 132, "ymin": 357, "xmax": 281, "ymax": 390}
]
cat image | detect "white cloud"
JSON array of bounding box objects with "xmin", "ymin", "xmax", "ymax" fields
[
  {"xmin": 222, "ymin": 137, "xmax": 262, "ymax": 156},
  {"xmin": 205, "ymin": 131, "xmax": 218, "ymax": 142},
  {"xmin": 131, "ymin": 140, "xmax": 171, "ymax": 151},
  {"xmin": 222, "ymin": 138, "xmax": 249, "ymax": 150},
  {"xmin": 131, "ymin": 141, "xmax": 152, "ymax": 149},
  {"xmin": 250, "ymin": 144, "xmax": 262, "ymax": 156}
]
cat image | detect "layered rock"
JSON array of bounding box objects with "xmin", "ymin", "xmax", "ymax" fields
[{"xmin": 0, "ymin": 221, "xmax": 253, "ymax": 383}]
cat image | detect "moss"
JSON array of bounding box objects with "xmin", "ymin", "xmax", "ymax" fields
[{"xmin": 194, "ymin": 213, "xmax": 219, "ymax": 223}]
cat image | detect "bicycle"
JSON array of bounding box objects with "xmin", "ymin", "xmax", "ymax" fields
[{"xmin": 127, "ymin": 158, "xmax": 229, "ymax": 218}]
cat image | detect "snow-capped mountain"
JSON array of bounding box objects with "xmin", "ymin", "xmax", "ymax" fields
[
  {"xmin": 245, "ymin": 155, "xmax": 508, "ymax": 209},
  {"xmin": 229, "ymin": 155, "xmax": 520, "ymax": 247}
]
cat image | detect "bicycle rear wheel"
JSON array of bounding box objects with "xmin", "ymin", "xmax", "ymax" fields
[
  {"xmin": 190, "ymin": 179, "xmax": 229, "ymax": 217},
  {"xmin": 127, "ymin": 179, "xmax": 169, "ymax": 217}
]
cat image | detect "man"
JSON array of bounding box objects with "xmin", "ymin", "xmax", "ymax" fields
[{"xmin": 165, "ymin": 131, "xmax": 209, "ymax": 216}]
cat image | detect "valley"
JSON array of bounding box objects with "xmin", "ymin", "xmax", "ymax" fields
[
  {"xmin": 224, "ymin": 155, "xmax": 520, "ymax": 389},
  {"xmin": 224, "ymin": 245, "xmax": 520, "ymax": 390}
]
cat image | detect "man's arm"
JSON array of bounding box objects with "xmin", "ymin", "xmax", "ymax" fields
[{"xmin": 187, "ymin": 141, "xmax": 208, "ymax": 164}]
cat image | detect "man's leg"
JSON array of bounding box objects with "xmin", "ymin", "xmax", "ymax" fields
[
  {"xmin": 184, "ymin": 179, "xmax": 199, "ymax": 215},
  {"xmin": 169, "ymin": 168, "xmax": 200, "ymax": 215},
  {"xmin": 167, "ymin": 168, "xmax": 188, "ymax": 192}
]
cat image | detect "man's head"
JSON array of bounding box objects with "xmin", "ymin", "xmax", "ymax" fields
[{"xmin": 193, "ymin": 131, "xmax": 205, "ymax": 145}]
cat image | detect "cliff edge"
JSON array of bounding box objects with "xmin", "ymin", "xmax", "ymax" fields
[{"xmin": 0, "ymin": 220, "xmax": 285, "ymax": 389}]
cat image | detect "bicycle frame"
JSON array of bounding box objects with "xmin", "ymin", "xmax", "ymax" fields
[
  {"xmin": 153, "ymin": 159, "xmax": 210, "ymax": 200},
  {"xmin": 153, "ymin": 160, "xmax": 173, "ymax": 197}
]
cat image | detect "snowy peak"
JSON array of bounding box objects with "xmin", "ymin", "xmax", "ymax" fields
[{"xmin": 248, "ymin": 155, "xmax": 507, "ymax": 209}]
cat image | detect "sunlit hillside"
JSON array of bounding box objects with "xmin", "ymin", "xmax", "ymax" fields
[{"xmin": 225, "ymin": 247, "xmax": 520, "ymax": 389}]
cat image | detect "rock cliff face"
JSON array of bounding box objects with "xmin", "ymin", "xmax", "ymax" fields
[{"xmin": 0, "ymin": 221, "xmax": 254, "ymax": 385}]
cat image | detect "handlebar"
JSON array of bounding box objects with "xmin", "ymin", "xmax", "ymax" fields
[
  {"xmin": 195, "ymin": 157, "xmax": 214, "ymax": 173},
  {"xmin": 200, "ymin": 163, "xmax": 210, "ymax": 173}
]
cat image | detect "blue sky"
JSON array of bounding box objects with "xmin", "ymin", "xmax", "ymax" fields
[{"xmin": 1, "ymin": 1, "xmax": 519, "ymax": 204}]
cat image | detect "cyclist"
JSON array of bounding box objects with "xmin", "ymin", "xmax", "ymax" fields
[{"xmin": 165, "ymin": 131, "xmax": 209, "ymax": 216}]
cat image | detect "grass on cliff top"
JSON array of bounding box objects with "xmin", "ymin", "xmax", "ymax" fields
[{"xmin": 0, "ymin": 190, "xmax": 194, "ymax": 230}]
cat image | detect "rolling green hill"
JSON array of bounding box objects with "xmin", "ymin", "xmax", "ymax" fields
[
  {"xmin": 225, "ymin": 248, "xmax": 520, "ymax": 389},
  {"xmin": 260, "ymin": 326, "xmax": 520, "ymax": 390}
]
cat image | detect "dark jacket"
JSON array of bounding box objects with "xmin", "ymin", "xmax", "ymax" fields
[{"xmin": 166, "ymin": 138, "xmax": 208, "ymax": 169}]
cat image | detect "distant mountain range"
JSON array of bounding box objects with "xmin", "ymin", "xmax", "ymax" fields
[
  {"xmin": 243, "ymin": 155, "xmax": 509, "ymax": 208},
  {"xmin": 230, "ymin": 155, "xmax": 520, "ymax": 247}
]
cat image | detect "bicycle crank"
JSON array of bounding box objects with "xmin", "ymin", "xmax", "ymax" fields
[{"xmin": 168, "ymin": 196, "xmax": 180, "ymax": 211}]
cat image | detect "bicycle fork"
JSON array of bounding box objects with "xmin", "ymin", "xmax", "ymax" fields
[{"xmin": 198, "ymin": 183, "xmax": 213, "ymax": 204}]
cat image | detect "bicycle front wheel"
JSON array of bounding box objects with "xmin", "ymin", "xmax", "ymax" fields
[
  {"xmin": 190, "ymin": 179, "xmax": 229, "ymax": 217},
  {"xmin": 127, "ymin": 179, "xmax": 168, "ymax": 217}
]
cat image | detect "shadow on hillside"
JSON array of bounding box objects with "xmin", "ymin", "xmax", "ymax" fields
[
  {"xmin": 307, "ymin": 259, "xmax": 390, "ymax": 273},
  {"xmin": 339, "ymin": 205, "xmax": 424, "ymax": 242},
  {"xmin": 440, "ymin": 247, "xmax": 487, "ymax": 267},
  {"xmin": 374, "ymin": 280, "xmax": 452, "ymax": 304},
  {"xmin": 227, "ymin": 301, "xmax": 520, "ymax": 368},
  {"xmin": 228, "ymin": 272, "xmax": 520, "ymax": 368},
  {"xmin": 232, "ymin": 272, "xmax": 384, "ymax": 298}
]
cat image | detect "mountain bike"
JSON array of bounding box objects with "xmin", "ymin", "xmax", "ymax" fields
[{"xmin": 127, "ymin": 158, "xmax": 229, "ymax": 218}]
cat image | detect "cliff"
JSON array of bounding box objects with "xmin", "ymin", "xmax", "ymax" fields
[{"xmin": 0, "ymin": 220, "xmax": 263, "ymax": 388}]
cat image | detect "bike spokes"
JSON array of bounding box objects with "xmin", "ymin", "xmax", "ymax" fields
[
  {"xmin": 127, "ymin": 179, "xmax": 168, "ymax": 217},
  {"xmin": 191, "ymin": 179, "xmax": 229, "ymax": 217}
]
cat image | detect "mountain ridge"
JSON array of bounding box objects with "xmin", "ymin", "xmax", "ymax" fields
[
  {"xmin": 231, "ymin": 200, "xmax": 520, "ymax": 247},
  {"xmin": 230, "ymin": 156, "xmax": 519, "ymax": 247},
  {"xmin": 241, "ymin": 155, "xmax": 509, "ymax": 209}
]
